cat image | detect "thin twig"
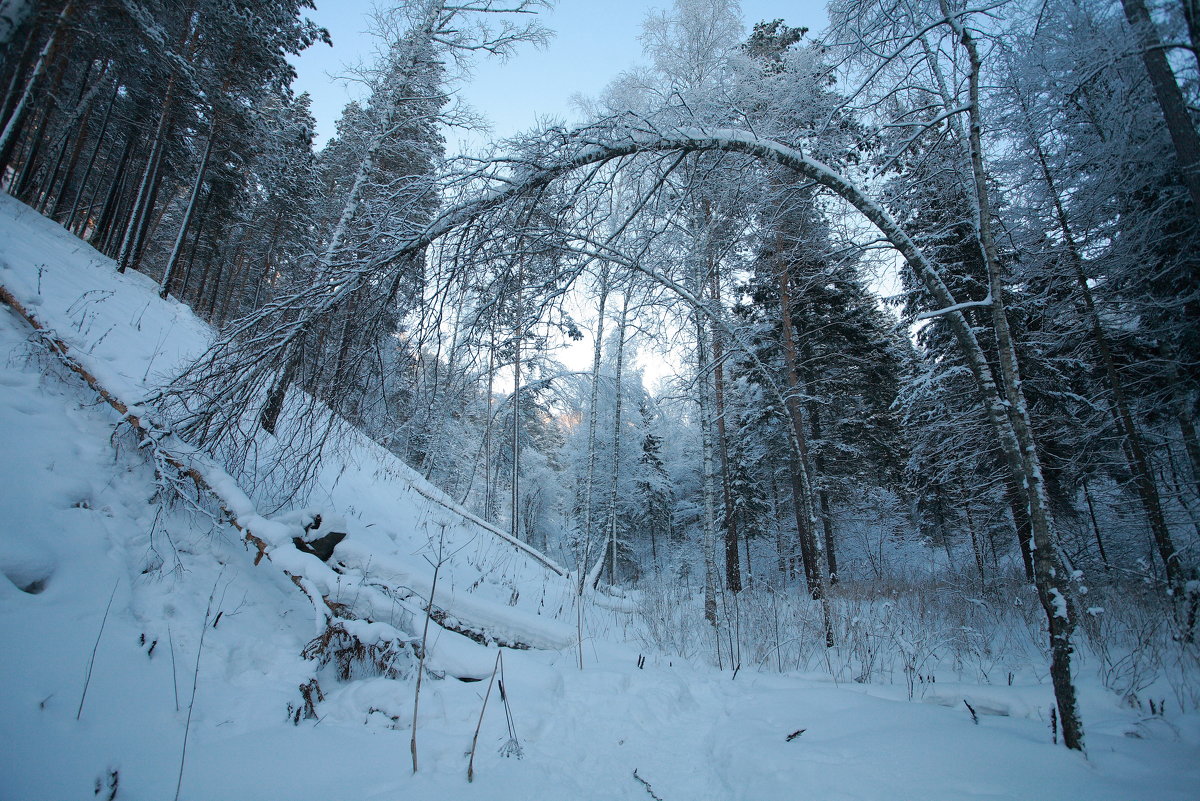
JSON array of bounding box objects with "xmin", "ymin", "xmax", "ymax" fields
[
  {"xmin": 77, "ymin": 578, "xmax": 119, "ymax": 720},
  {"xmin": 467, "ymin": 651, "xmax": 502, "ymax": 782},
  {"xmin": 633, "ymin": 768, "xmax": 664, "ymax": 801},
  {"xmin": 168, "ymin": 624, "xmax": 179, "ymax": 712},
  {"xmin": 497, "ymin": 650, "xmax": 522, "ymax": 758},
  {"xmin": 175, "ymin": 570, "xmax": 222, "ymax": 801},
  {"xmin": 411, "ymin": 524, "xmax": 447, "ymax": 774}
]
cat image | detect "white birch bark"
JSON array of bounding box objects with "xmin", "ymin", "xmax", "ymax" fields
[
  {"xmin": 939, "ymin": 0, "xmax": 1084, "ymax": 750},
  {"xmin": 160, "ymin": 121, "xmax": 215, "ymax": 298},
  {"xmin": 0, "ymin": 0, "xmax": 73, "ymax": 168},
  {"xmin": 691, "ymin": 248, "xmax": 719, "ymax": 630},
  {"xmin": 604, "ymin": 291, "xmax": 630, "ymax": 585},
  {"xmin": 575, "ymin": 263, "xmax": 609, "ymax": 668}
]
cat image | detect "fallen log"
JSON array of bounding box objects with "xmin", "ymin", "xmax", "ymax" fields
[{"xmin": 1, "ymin": 282, "xmax": 541, "ymax": 651}]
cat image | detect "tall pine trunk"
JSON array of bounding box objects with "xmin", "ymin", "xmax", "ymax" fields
[
  {"xmin": 64, "ymin": 81, "xmax": 117, "ymax": 230},
  {"xmin": 1019, "ymin": 89, "xmax": 1183, "ymax": 593},
  {"xmin": 1121, "ymin": 0, "xmax": 1200, "ymax": 217}
]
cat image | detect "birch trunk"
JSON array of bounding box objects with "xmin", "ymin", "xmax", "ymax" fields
[
  {"xmin": 941, "ymin": 2, "xmax": 1084, "ymax": 750},
  {"xmin": 0, "ymin": 23, "xmax": 39, "ymax": 139},
  {"xmin": 710, "ymin": 276, "xmax": 741, "ymax": 594},
  {"xmin": 605, "ymin": 291, "xmax": 630, "ymax": 585},
  {"xmin": 575, "ymin": 265, "xmax": 609, "ymax": 669},
  {"xmin": 693, "ymin": 296, "xmax": 719, "ymax": 629},
  {"xmin": 160, "ymin": 122, "xmax": 215, "ymax": 298},
  {"xmin": 0, "ymin": 0, "xmax": 74, "ymax": 174},
  {"xmin": 511, "ymin": 270, "xmax": 522, "ymax": 545}
]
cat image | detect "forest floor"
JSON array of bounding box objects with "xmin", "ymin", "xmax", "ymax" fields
[{"xmin": 2, "ymin": 191, "xmax": 1199, "ymax": 800}]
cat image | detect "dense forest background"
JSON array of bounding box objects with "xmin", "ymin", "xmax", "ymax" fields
[{"xmin": 2, "ymin": 0, "xmax": 1199, "ymax": 752}]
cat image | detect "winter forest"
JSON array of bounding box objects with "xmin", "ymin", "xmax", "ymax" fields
[{"xmin": 1, "ymin": 0, "xmax": 1199, "ymax": 797}]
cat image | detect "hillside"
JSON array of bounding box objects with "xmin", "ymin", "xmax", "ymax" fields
[{"xmin": 2, "ymin": 192, "xmax": 1199, "ymax": 800}]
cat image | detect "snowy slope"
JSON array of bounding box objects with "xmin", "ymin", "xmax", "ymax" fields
[
  {"xmin": 0, "ymin": 191, "xmax": 579, "ymax": 652},
  {"xmin": 2, "ymin": 191, "xmax": 1200, "ymax": 800}
]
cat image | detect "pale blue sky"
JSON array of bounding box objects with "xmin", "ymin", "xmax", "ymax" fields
[{"xmin": 290, "ymin": 0, "xmax": 829, "ymax": 150}]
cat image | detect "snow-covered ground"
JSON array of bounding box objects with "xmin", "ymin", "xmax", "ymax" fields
[{"xmin": 2, "ymin": 190, "xmax": 1199, "ymax": 800}]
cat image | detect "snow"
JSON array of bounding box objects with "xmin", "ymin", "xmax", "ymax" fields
[
  {"xmin": 1049, "ymin": 587, "xmax": 1069, "ymax": 619},
  {"xmin": 2, "ymin": 191, "xmax": 1200, "ymax": 799}
]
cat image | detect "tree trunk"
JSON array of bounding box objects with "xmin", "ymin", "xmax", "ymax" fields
[
  {"xmin": 511, "ymin": 270, "xmax": 522, "ymax": 545},
  {"xmin": 606, "ymin": 291, "xmax": 630, "ymax": 585},
  {"xmin": 482, "ymin": 320, "xmax": 497, "ymax": 521},
  {"xmin": 777, "ymin": 254, "xmax": 836, "ymax": 646},
  {"xmin": 1121, "ymin": 0, "xmax": 1200, "ymax": 217},
  {"xmin": 1181, "ymin": 0, "xmax": 1200, "ymax": 73},
  {"xmin": 65, "ymin": 83, "xmax": 117, "ymax": 230},
  {"xmin": 808, "ymin": 404, "xmax": 838, "ymax": 585},
  {"xmin": 0, "ymin": 21, "xmax": 40, "ymax": 145},
  {"xmin": 1176, "ymin": 396, "xmax": 1200, "ymax": 500},
  {"xmin": 41, "ymin": 58, "xmax": 100, "ymax": 215},
  {"xmin": 694, "ymin": 296, "xmax": 720, "ymax": 630},
  {"xmin": 1021, "ymin": 97, "xmax": 1183, "ymax": 593},
  {"xmin": 11, "ymin": 102, "xmax": 47, "ymax": 198},
  {"xmin": 38, "ymin": 109, "xmax": 77, "ymax": 213},
  {"xmin": 161, "ymin": 122, "xmax": 215, "ymax": 298},
  {"xmin": 963, "ymin": 494, "xmax": 986, "ymax": 592},
  {"xmin": 578, "ymin": 265, "xmax": 608, "ymax": 580},
  {"xmin": 117, "ymin": 106, "xmax": 168, "ymax": 272},
  {"xmin": 942, "ymin": 3, "xmax": 1084, "ymax": 750},
  {"xmin": 91, "ymin": 129, "xmax": 135, "ymax": 248},
  {"xmin": 710, "ymin": 276, "xmax": 742, "ymax": 594},
  {"xmin": 0, "ymin": 0, "xmax": 75, "ymax": 177},
  {"xmin": 178, "ymin": 186, "xmax": 214, "ymax": 302},
  {"xmin": 260, "ymin": 342, "xmax": 301, "ymax": 435},
  {"xmin": 769, "ymin": 473, "xmax": 789, "ymax": 579},
  {"xmin": 214, "ymin": 245, "xmax": 247, "ymax": 326},
  {"xmin": 1081, "ymin": 477, "xmax": 1110, "ymax": 571},
  {"xmin": 256, "ymin": 3, "xmax": 447, "ymax": 436},
  {"xmin": 777, "ymin": 260, "xmax": 823, "ymax": 598},
  {"xmin": 128, "ymin": 147, "xmax": 166, "ymax": 271},
  {"xmin": 61, "ymin": 81, "xmax": 117, "ymax": 226}
]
